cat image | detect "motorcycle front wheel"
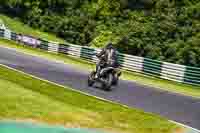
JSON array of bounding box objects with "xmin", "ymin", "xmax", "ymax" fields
[{"xmin": 102, "ymin": 73, "xmax": 113, "ymax": 91}]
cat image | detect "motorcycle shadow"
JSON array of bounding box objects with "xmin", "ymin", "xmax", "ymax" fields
[{"xmin": 90, "ymin": 82, "xmax": 117, "ymax": 92}]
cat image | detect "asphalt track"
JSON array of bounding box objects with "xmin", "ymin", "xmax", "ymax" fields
[{"xmin": 0, "ymin": 46, "xmax": 200, "ymax": 129}]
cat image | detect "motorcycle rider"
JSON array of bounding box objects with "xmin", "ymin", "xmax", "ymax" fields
[{"xmin": 95, "ymin": 42, "xmax": 119, "ymax": 78}]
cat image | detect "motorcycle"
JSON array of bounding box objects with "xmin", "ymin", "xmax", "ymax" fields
[{"xmin": 88, "ymin": 66, "xmax": 121, "ymax": 91}]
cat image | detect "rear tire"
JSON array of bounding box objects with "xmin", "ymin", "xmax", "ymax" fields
[
  {"xmin": 112, "ymin": 75, "xmax": 119, "ymax": 86},
  {"xmin": 112, "ymin": 71, "xmax": 121, "ymax": 86},
  {"xmin": 88, "ymin": 71, "xmax": 95, "ymax": 87}
]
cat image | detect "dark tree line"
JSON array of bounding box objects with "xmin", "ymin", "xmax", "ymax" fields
[{"xmin": 0, "ymin": 0, "xmax": 200, "ymax": 66}]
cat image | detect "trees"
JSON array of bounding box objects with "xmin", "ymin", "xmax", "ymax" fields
[{"xmin": 1, "ymin": 0, "xmax": 199, "ymax": 66}]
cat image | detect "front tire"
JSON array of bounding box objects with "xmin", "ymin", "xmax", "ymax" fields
[{"xmin": 102, "ymin": 73, "xmax": 113, "ymax": 91}]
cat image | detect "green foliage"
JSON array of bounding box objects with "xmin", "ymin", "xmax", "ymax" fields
[
  {"xmin": 0, "ymin": 0, "xmax": 200, "ymax": 66},
  {"xmin": 91, "ymin": 31, "xmax": 121, "ymax": 48}
]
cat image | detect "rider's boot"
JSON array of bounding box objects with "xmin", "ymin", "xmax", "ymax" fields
[
  {"xmin": 95, "ymin": 66, "xmax": 101, "ymax": 79},
  {"xmin": 95, "ymin": 73, "xmax": 98, "ymax": 79},
  {"xmin": 95, "ymin": 70, "xmax": 100, "ymax": 79}
]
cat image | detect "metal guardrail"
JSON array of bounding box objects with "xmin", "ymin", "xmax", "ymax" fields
[{"xmin": 0, "ymin": 28, "xmax": 199, "ymax": 86}]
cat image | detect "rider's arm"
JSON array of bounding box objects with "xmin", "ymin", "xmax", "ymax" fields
[{"xmin": 96, "ymin": 48, "xmax": 106, "ymax": 58}]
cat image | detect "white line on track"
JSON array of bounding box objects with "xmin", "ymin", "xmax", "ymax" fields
[{"xmin": 170, "ymin": 120, "xmax": 200, "ymax": 133}]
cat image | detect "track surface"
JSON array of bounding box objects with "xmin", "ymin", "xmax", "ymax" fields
[{"xmin": 0, "ymin": 46, "xmax": 200, "ymax": 129}]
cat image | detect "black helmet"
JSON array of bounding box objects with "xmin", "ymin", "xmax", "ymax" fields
[{"xmin": 105, "ymin": 42, "xmax": 113, "ymax": 49}]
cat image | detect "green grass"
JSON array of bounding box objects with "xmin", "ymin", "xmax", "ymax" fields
[
  {"xmin": 0, "ymin": 38, "xmax": 200, "ymax": 98},
  {"xmin": 0, "ymin": 65, "xmax": 179, "ymax": 133},
  {"xmin": 0, "ymin": 14, "xmax": 65, "ymax": 43}
]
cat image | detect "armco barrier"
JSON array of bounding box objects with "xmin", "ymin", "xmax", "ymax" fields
[{"xmin": 0, "ymin": 28, "xmax": 199, "ymax": 86}]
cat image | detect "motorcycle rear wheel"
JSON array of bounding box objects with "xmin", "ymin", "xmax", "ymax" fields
[
  {"xmin": 112, "ymin": 75, "xmax": 119, "ymax": 86},
  {"xmin": 88, "ymin": 71, "xmax": 96, "ymax": 87}
]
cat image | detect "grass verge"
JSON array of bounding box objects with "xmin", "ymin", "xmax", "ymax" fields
[
  {"xmin": 0, "ymin": 38, "xmax": 200, "ymax": 98},
  {"xmin": 0, "ymin": 14, "xmax": 65, "ymax": 43},
  {"xmin": 0, "ymin": 65, "xmax": 179, "ymax": 133}
]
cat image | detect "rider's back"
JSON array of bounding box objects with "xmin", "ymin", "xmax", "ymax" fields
[{"xmin": 106, "ymin": 48, "xmax": 119, "ymax": 68}]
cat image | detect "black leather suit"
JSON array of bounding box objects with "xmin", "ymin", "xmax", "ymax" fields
[{"xmin": 95, "ymin": 46, "xmax": 119, "ymax": 77}]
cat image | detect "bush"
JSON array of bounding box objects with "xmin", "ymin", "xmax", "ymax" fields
[{"xmin": 1, "ymin": 0, "xmax": 200, "ymax": 67}]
